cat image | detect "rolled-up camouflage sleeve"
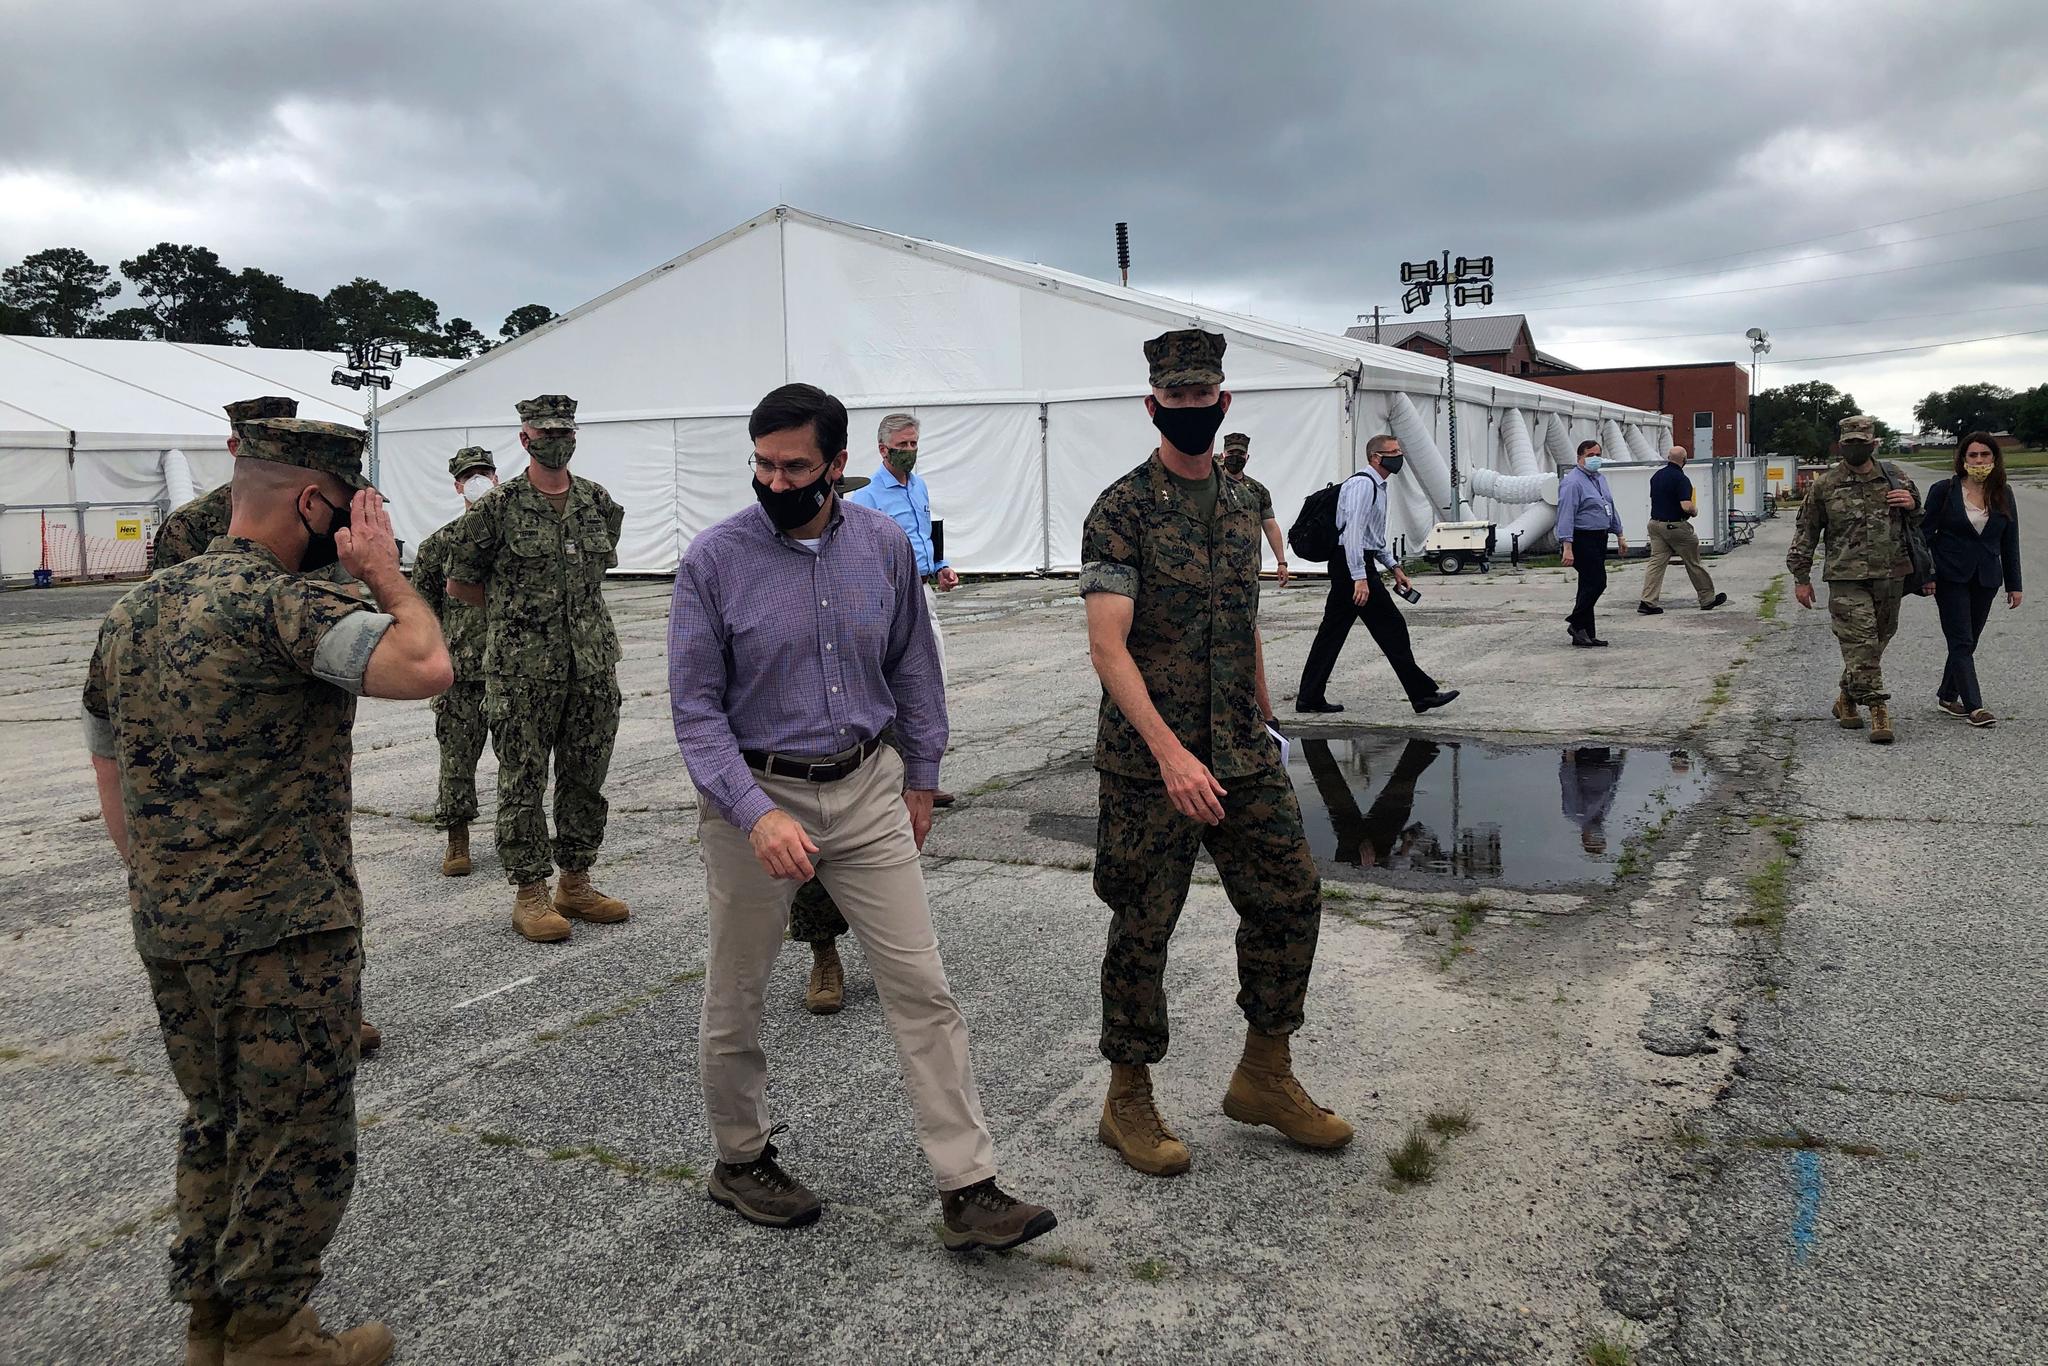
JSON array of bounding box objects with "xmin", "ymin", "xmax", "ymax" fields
[
  {"xmin": 1079, "ymin": 487, "xmax": 1139, "ymax": 598},
  {"xmin": 81, "ymin": 626, "xmax": 116, "ymax": 759},
  {"xmin": 270, "ymin": 579, "xmax": 393, "ymax": 695},
  {"xmin": 442, "ymin": 502, "xmax": 497, "ymax": 585},
  {"xmin": 604, "ymin": 493, "xmax": 625, "ymax": 570}
]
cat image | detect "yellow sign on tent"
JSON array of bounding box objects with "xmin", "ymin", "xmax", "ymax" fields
[
  {"xmin": 115, "ymin": 519, "xmax": 142, "ymax": 541},
  {"xmin": 1732, "ymin": 477, "xmax": 1745, "ymax": 495},
  {"xmin": 1766, "ymin": 466, "xmax": 1785, "ymax": 481}
]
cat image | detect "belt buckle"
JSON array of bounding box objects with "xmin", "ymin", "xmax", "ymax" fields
[{"xmin": 807, "ymin": 760, "xmax": 832, "ymax": 782}]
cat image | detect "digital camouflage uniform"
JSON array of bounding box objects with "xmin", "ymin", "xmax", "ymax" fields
[
  {"xmin": 1218, "ymin": 433, "xmax": 1275, "ymax": 524},
  {"xmin": 443, "ymin": 400, "xmax": 626, "ymax": 886},
  {"xmin": 1787, "ymin": 442, "xmax": 1920, "ymax": 705},
  {"xmin": 82, "ymin": 418, "xmax": 388, "ymax": 1337},
  {"xmin": 1081, "ymin": 335, "xmax": 1321, "ymax": 1066},
  {"xmin": 152, "ymin": 483, "xmax": 235, "ymax": 570},
  {"xmin": 413, "ymin": 448, "xmax": 497, "ymax": 830}
]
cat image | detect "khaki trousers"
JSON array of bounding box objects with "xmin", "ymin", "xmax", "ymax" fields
[
  {"xmin": 923, "ymin": 582, "xmax": 948, "ymax": 687},
  {"xmin": 1640, "ymin": 520, "xmax": 1718, "ymax": 607},
  {"xmin": 696, "ymin": 744, "xmax": 996, "ymax": 1191}
]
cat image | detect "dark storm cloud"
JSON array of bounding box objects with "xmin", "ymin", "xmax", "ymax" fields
[{"xmin": 6, "ymin": 0, "xmax": 2046, "ymax": 417}]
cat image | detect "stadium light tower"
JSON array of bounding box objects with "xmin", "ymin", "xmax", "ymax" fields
[
  {"xmin": 331, "ymin": 341, "xmax": 403, "ymax": 486},
  {"xmin": 1745, "ymin": 327, "xmax": 1771, "ymax": 401},
  {"xmin": 1400, "ymin": 250, "xmax": 1494, "ymax": 518}
]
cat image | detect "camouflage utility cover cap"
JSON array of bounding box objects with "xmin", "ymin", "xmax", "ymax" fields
[
  {"xmin": 1838, "ymin": 414, "xmax": 1880, "ymax": 444},
  {"xmin": 1222, "ymin": 432, "xmax": 1251, "ymax": 455},
  {"xmin": 224, "ymin": 396, "xmax": 299, "ymax": 423},
  {"xmin": 450, "ymin": 446, "xmax": 496, "ymax": 478},
  {"xmin": 233, "ymin": 418, "xmax": 369, "ymax": 490},
  {"xmin": 1145, "ymin": 328, "xmax": 1226, "ymax": 387},
  {"xmin": 516, "ymin": 394, "xmax": 578, "ymax": 429}
]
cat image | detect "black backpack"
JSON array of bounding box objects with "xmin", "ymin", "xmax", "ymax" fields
[{"xmin": 1288, "ymin": 472, "xmax": 1366, "ymax": 562}]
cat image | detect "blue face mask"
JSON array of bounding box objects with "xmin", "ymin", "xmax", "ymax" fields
[{"xmin": 1584, "ymin": 455, "xmax": 1604, "ymax": 473}]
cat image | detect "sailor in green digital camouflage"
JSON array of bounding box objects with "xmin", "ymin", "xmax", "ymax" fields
[
  {"xmin": 444, "ymin": 393, "xmax": 633, "ymax": 942},
  {"xmin": 1787, "ymin": 413, "xmax": 1929, "ymax": 744},
  {"xmin": 413, "ymin": 447, "xmax": 500, "ymax": 877},
  {"xmin": 1216, "ymin": 431, "xmax": 1290, "ymax": 587},
  {"xmin": 151, "ymin": 397, "xmax": 297, "ymax": 570},
  {"xmin": 83, "ymin": 415, "xmax": 451, "ymax": 1366},
  {"xmin": 1080, "ymin": 327, "xmax": 1351, "ymax": 1179}
]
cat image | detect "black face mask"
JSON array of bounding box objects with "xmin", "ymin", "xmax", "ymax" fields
[
  {"xmin": 753, "ymin": 465, "xmax": 836, "ymax": 534},
  {"xmin": 300, "ymin": 492, "xmax": 349, "ymax": 572},
  {"xmin": 1843, "ymin": 443, "xmax": 1874, "ymax": 466},
  {"xmin": 1151, "ymin": 399, "xmax": 1227, "ymax": 456},
  {"xmin": 1379, "ymin": 455, "xmax": 1406, "ymax": 478},
  {"xmin": 1222, "ymin": 454, "xmax": 1248, "ymax": 475}
]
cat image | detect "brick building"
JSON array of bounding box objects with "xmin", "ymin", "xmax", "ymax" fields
[
  {"xmin": 1523, "ymin": 362, "xmax": 1751, "ymax": 460},
  {"xmin": 1346, "ymin": 313, "xmax": 1579, "ymax": 377}
]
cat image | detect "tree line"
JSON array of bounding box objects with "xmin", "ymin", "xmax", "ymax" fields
[
  {"xmin": 0, "ymin": 244, "xmax": 560, "ymax": 359},
  {"xmin": 1754, "ymin": 380, "xmax": 2048, "ymax": 461}
]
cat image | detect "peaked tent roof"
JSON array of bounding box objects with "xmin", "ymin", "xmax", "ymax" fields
[
  {"xmin": 0, "ymin": 336, "xmax": 459, "ymax": 450},
  {"xmin": 378, "ymin": 207, "xmax": 1664, "ymax": 427}
]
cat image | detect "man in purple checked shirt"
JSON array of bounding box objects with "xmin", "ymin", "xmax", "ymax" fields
[{"xmin": 667, "ymin": 381, "xmax": 1056, "ymax": 1254}]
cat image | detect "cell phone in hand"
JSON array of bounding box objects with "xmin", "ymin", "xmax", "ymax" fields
[{"xmin": 1396, "ymin": 583, "xmax": 1421, "ymax": 604}]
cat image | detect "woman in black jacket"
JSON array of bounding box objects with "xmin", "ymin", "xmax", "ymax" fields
[{"xmin": 1923, "ymin": 432, "xmax": 2023, "ymax": 726}]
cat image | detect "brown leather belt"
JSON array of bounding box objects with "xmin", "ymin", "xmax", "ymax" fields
[{"xmin": 743, "ymin": 736, "xmax": 880, "ymax": 783}]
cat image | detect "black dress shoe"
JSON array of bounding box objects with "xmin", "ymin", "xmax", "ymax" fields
[
  {"xmin": 1294, "ymin": 699, "xmax": 1345, "ymax": 714},
  {"xmin": 1569, "ymin": 627, "xmax": 1594, "ymax": 648},
  {"xmin": 1587, "ymin": 636, "xmax": 1610, "ymax": 647},
  {"xmin": 1701, "ymin": 592, "xmax": 1727, "ymax": 610},
  {"xmin": 1638, "ymin": 601, "xmax": 1663, "ymax": 615},
  {"xmin": 1412, "ymin": 689, "xmax": 1461, "ymax": 714}
]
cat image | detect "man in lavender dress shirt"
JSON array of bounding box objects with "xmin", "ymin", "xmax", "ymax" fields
[
  {"xmin": 668, "ymin": 382, "xmax": 1055, "ymax": 1253},
  {"xmin": 1558, "ymin": 438, "xmax": 1630, "ymax": 647}
]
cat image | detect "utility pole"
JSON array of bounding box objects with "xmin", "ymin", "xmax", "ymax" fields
[
  {"xmin": 1400, "ymin": 250, "xmax": 1494, "ymax": 520},
  {"xmin": 1354, "ymin": 305, "xmax": 1386, "ymax": 344}
]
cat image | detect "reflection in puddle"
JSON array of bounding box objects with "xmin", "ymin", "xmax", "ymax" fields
[{"xmin": 1289, "ymin": 734, "xmax": 1708, "ymax": 885}]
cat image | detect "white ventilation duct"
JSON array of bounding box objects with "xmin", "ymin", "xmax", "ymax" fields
[
  {"xmin": 1387, "ymin": 392, "xmax": 1456, "ymax": 517},
  {"xmin": 1625, "ymin": 423, "xmax": 1660, "ymax": 463},
  {"xmin": 1543, "ymin": 412, "xmax": 1576, "ymax": 467},
  {"xmin": 163, "ymin": 449, "xmax": 197, "ymax": 508},
  {"xmin": 1469, "ymin": 465, "xmax": 1561, "ymax": 555}
]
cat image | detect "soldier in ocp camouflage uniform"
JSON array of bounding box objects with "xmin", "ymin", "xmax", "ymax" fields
[
  {"xmin": 1788, "ymin": 413, "xmax": 1928, "ymax": 745},
  {"xmin": 413, "ymin": 447, "xmax": 500, "ymax": 877},
  {"xmin": 84, "ymin": 416, "xmax": 452, "ymax": 1365},
  {"xmin": 1081, "ymin": 327, "xmax": 1352, "ymax": 1179},
  {"xmin": 444, "ymin": 394, "xmax": 632, "ymax": 942}
]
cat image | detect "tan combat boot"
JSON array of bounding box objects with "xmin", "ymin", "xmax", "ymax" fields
[
  {"xmin": 1222, "ymin": 1029, "xmax": 1355, "ymax": 1149},
  {"xmin": 1099, "ymin": 1062, "xmax": 1192, "ymax": 1176},
  {"xmin": 224, "ymin": 1306, "xmax": 393, "ymax": 1366},
  {"xmin": 554, "ymin": 869, "xmax": 630, "ymax": 923},
  {"xmin": 1831, "ymin": 692, "xmax": 1863, "ymax": 729},
  {"xmin": 512, "ymin": 881, "xmax": 571, "ymax": 942},
  {"xmin": 1868, "ymin": 702, "xmax": 1894, "ymax": 745},
  {"xmin": 441, "ymin": 823, "xmax": 472, "ymax": 877},
  {"xmin": 187, "ymin": 1297, "xmax": 228, "ymax": 1366},
  {"xmin": 806, "ymin": 942, "xmax": 845, "ymax": 1015}
]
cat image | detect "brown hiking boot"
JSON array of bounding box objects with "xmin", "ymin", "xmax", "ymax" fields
[
  {"xmin": 805, "ymin": 942, "xmax": 845, "ymax": 1015},
  {"xmin": 441, "ymin": 823, "xmax": 472, "ymax": 877},
  {"xmin": 224, "ymin": 1307, "xmax": 393, "ymax": 1366},
  {"xmin": 512, "ymin": 881, "xmax": 571, "ymax": 942},
  {"xmin": 708, "ymin": 1133, "xmax": 821, "ymax": 1229},
  {"xmin": 1832, "ymin": 692, "xmax": 1864, "ymax": 729},
  {"xmin": 187, "ymin": 1297, "xmax": 228, "ymax": 1366},
  {"xmin": 358, "ymin": 1021, "xmax": 382, "ymax": 1057},
  {"xmin": 940, "ymin": 1178, "xmax": 1057, "ymax": 1253},
  {"xmin": 1868, "ymin": 702, "xmax": 1894, "ymax": 745},
  {"xmin": 554, "ymin": 869, "xmax": 629, "ymax": 923},
  {"xmin": 1098, "ymin": 1062, "xmax": 1192, "ymax": 1176},
  {"xmin": 1222, "ymin": 1029, "xmax": 1354, "ymax": 1150}
]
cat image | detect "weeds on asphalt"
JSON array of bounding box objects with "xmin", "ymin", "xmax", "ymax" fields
[
  {"xmin": 1424, "ymin": 1108, "xmax": 1475, "ymax": 1138},
  {"xmin": 1732, "ymin": 857, "xmax": 1790, "ymax": 930},
  {"xmin": 1583, "ymin": 1330, "xmax": 1636, "ymax": 1366},
  {"xmin": 1385, "ymin": 1126, "xmax": 1439, "ymax": 1187},
  {"xmin": 1129, "ymin": 1257, "xmax": 1171, "ymax": 1282},
  {"xmin": 1757, "ymin": 574, "xmax": 1787, "ymax": 620}
]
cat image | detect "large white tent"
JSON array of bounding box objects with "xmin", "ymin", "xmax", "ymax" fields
[
  {"xmin": 376, "ymin": 206, "xmax": 1673, "ymax": 574},
  {"xmin": 0, "ymin": 337, "xmax": 456, "ymax": 578}
]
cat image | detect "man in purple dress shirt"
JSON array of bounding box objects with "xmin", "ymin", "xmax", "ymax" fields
[
  {"xmin": 668, "ymin": 382, "xmax": 1055, "ymax": 1253},
  {"xmin": 1558, "ymin": 438, "xmax": 1630, "ymax": 648}
]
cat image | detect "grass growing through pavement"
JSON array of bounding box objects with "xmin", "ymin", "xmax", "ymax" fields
[
  {"xmin": 1129, "ymin": 1257, "xmax": 1171, "ymax": 1282},
  {"xmin": 1424, "ymin": 1108, "xmax": 1475, "ymax": 1138},
  {"xmin": 1385, "ymin": 1126, "xmax": 1438, "ymax": 1187},
  {"xmin": 1757, "ymin": 573, "xmax": 1787, "ymax": 620},
  {"xmin": 1583, "ymin": 1331, "xmax": 1636, "ymax": 1366},
  {"xmin": 1732, "ymin": 857, "xmax": 1790, "ymax": 930}
]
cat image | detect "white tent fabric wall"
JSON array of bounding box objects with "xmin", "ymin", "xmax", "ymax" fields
[{"xmin": 371, "ymin": 206, "xmax": 1671, "ymax": 575}]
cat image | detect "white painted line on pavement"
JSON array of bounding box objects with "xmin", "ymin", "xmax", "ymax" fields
[{"xmin": 453, "ymin": 976, "xmax": 537, "ymax": 1010}]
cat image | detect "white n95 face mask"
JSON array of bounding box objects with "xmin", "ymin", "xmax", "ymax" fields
[{"xmin": 462, "ymin": 475, "xmax": 494, "ymax": 501}]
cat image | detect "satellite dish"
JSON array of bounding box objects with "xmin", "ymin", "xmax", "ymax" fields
[{"xmin": 1744, "ymin": 327, "xmax": 1766, "ymax": 342}]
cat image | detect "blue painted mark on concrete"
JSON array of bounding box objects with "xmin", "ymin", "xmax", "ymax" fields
[{"xmin": 1790, "ymin": 1149, "xmax": 1823, "ymax": 1262}]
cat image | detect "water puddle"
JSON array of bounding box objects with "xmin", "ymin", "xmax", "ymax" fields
[{"xmin": 1288, "ymin": 732, "xmax": 1709, "ymax": 886}]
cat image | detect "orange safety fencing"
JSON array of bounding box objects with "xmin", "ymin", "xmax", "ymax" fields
[{"xmin": 16, "ymin": 511, "xmax": 152, "ymax": 582}]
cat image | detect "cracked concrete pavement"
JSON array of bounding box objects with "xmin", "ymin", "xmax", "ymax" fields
[{"xmin": 0, "ymin": 482, "xmax": 2030, "ymax": 1364}]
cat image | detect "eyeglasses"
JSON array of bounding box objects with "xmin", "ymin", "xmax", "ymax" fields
[{"xmin": 748, "ymin": 455, "xmax": 826, "ymax": 479}]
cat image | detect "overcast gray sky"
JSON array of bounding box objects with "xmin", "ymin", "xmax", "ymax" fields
[{"xmin": 6, "ymin": 0, "xmax": 2046, "ymax": 427}]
